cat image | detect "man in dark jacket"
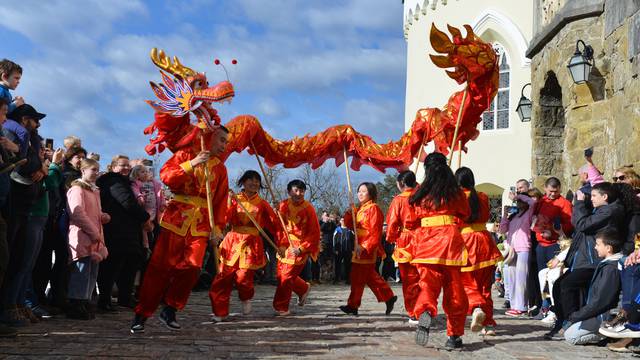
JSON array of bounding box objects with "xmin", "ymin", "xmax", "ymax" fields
[
  {"xmin": 96, "ymin": 156, "xmax": 150, "ymax": 311},
  {"xmin": 546, "ymin": 182, "xmax": 625, "ymax": 338},
  {"xmin": 333, "ymin": 218, "xmax": 354, "ymax": 284},
  {"xmin": 564, "ymin": 227, "xmax": 622, "ymax": 345}
]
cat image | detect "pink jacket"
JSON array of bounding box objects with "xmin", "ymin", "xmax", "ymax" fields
[
  {"xmin": 499, "ymin": 195, "xmax": 536, "ymax": 252},
  {"xmin": 131, "ymin": 179, "xmax": 166, "ymax": 221},
  {"xmin": 67, "ymin": 180, "xmax": 110, "ymax": 262}
]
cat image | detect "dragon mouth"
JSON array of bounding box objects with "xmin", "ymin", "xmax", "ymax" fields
[{"xmin": 193, "ymin": 80, "xmax": 235, "ymax": 105}]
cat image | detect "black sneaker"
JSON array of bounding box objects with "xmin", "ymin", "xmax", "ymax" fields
[
  {"xmin": 65, "ymin": 300, "xmax": 92, "ymax": 320},
  {"xmin": 159, "ymin": 306, "xmax": 181, "ymax": 331},
  {"xmin": 385, "ymin": 295, "xmax": 397, "ymax": 315},
  {"xmin": 130, "ymin": 314, "xmax": 146, "ymax": 334},
  {"xmin": 415, "ymin": 312, "xmax": 431, "ymax": 346},
  {"xmin": 339, "ymin": 305, "xmax": 358, "ymax": 316},
  {"xmin": 502, "ymin": 300, "xmax": 510, "ymax": 309},
  {"xmin": 543, "ymin": 321, "xmax": 563, "ymax": 340},
  {"xmin": 444, "ymin": 335, "xmax": 463, "ymax": 350},
  {"xmin": 97, "ymin": 302, "xmax": 118, "ymax": 313}
]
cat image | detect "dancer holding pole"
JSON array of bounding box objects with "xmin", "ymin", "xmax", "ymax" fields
[
  {"xmin": 209, "ymin": 170, "xmax": 282, "ymax": 322},
  {"xmin": 131, "ymin": 125, "xmax": 230, "ymax": 333},
  {"xmin": 386, "ymin": 171, "xmax": 420, "ymax": 323},
  {"xmin": 339, "ymin": 149, "xmax": 396, "ymax": 316},
  {"xmin": 272, "ymin": 180, "xmax": 320, "ymax": 315}
]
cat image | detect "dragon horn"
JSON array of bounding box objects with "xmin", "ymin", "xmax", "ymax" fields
[
  {"xmin": 446, "ymin": 24, "xmax": 462, "ymax": 40},
  {"xmin": 150, "ymin": 48, "xmax": 197, "ymax": 78},
  {"xmin": 430, "ymin": 23, "xmax": 454, "ymax": 54},
  {"xmin": 430, "ymin": 54, "xmax": 454, "ymax": 68},
  {"xmin": 463, "ymin": 25, "xmax": 475, "ymax": 41}
]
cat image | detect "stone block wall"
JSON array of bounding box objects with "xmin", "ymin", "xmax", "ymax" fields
[{"xmin": 529, "ymin": 0, "xmax": 640, "ymax": 190}]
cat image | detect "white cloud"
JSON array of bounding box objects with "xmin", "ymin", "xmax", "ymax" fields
[
  {"xmin": 343, "ymin": 98, "xmax": 405, "ymax": 142},
  {"xmin": 255, "ymin": 97, "xmax": 289, "ymax": 118}
]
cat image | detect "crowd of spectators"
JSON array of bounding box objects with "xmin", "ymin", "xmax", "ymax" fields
[
  {"xmin": 496, "ymin": 151, "xmax": 640, "ymax": 352},
  {"xmin": 0, "ymin": 58, "xmax": 152, "ymax": 336}
]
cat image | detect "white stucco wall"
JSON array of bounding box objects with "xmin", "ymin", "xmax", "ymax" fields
[{"xmin": 404, "ymin": 0, "xmax": 534, "ymax": 202}]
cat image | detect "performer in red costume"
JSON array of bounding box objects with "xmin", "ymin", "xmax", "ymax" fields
[
  {"xmin": 455, "ymin": 167, "xmax": 503, "ymax": 336},
  {"xmin": 409, "ymin": 152, "xmax": 470, "ymax": 350},
  {"xmin": 272, "ymin": 180, "xmax": 320, "ymax": 315},
  {"xmin": 209, "ymin": 170, "xmax": 281, "ymax": 321},
  {"xmin": 385, "ymin": 171, "xmax": 420, "ymax": 323},
  {"xmin": 131, "ymin": 126, "xmax": 229, "ymax": 333},
  {"xmin": 339, "ymin": 182, "xmax": 396, "ymax": 316}
]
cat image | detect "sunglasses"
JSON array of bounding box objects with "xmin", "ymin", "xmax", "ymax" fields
[{"xmin": 612, "ymin": 175, "xmax": 626, "ymax": 182}]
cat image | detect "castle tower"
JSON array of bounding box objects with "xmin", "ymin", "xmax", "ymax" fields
[{"xmin": 403, "ymin": 0, "xmax": 534, "ymax": 216}]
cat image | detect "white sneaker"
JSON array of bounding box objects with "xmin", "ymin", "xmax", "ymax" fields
[
  {"xmin": 541, "ymin": 311, "xmax": 557, "ymax": 324},
  {"xmin": 210, "ymin": 315, "xmax": 227, "ymax": 323},
  {"xmin": 599, "ymin": 325, "xmax": 640, "ymax": 339},
  {"xmin": 470, "ymin": 308, "xmax": 486, "ymax": 333},
  {"xmin": 242, "ymin": 300, "xmax": 252, "ymax": 315},
  {"xmin": 408, "ymin": 317, "xmax": 419, "ymax": 326}
]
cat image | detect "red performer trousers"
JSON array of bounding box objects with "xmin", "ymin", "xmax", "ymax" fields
[
  {"xmin": 413, "ymin": 264, "xmax": 469, "ymax": 336},
  {"xmin": 347, "ymin": 263, "xmax": 395, "ymax": 309},
  {"xmin": 135, "ymin": 229, "xmax": 208, "ymax": 318},
  {"xmin": 209, "ymin": 264, "xmax": 255, "ymax": 317},
  {"xmin": 460, "ymin": 265, "xmax": 496, "ymax": 326},
  {"xmin": 398, "ymin": 262, "xmax": 421, "ymax": 318},
  {"xmin": 273, "ymin": 261, "xmax": 309, "ymax": 312}
]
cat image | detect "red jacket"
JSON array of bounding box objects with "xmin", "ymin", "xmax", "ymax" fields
[
  {"xmin": 277, "ymin": 199, "xmax": 320, "ymax": 265},
  {"xmin": 410, "ymin": 189, "xmax": 470, "ymax": 266},
  {"xmin": 460, "ymin": 191, "xmax": 502, "ymax": 271},
  {"xmin": 533, "ymin": 195, "xmax": 573, "ymax": 247},
  {"xmin": 385, "ymin": 191, "xmax": 418, "ymax": 263},
  {"xmin": 344, "ymin": 200, "xmax": 385, "ymax": 264},
  {"xmin": 159, "ymin": 150, "xmax": 228, "ymax": 239},
  {"xmin": 219, "ymin": 192, "xmax": 281, "ymax": 270}
]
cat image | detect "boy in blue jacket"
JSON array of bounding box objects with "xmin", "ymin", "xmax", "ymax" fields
[{"xmin": 564, "ymin": 227, "xmax": 622, "ymax": 345}]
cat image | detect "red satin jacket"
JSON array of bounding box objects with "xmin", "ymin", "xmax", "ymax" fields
[
  {"xmin": 410, "ymin": 189, "xmax": 470, "ymax": 266},
  {"xmin": 277, "ymin": 199, "xmax": 320, "ymax": 265},
  {"xmin": 460, "ymin": 190, "xmax": 503, "ymax": 271},
  {"xmin": 219, "ymin": 192, "xmax": 280, "ymax": 270},
  {"xmin": 385, "ymin": 191, "xmax": 419, "ymax": 263},
  {"xmin": 159, "ymin": 150, "xmax": 228, "ymax": 239},
  {"xmin": 344, "ymin": 200, "xmax": 385, "ymax": 264}
]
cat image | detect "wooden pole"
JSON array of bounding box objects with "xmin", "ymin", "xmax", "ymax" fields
[
  {"xmin": 229, "ymin": 191, "xmax": 280, "ymax": 253},
  {"xmin": 343, "ymin": 147, "xmax": 360, "ymax": 255},
  {"xmin": 200, "ymin": 134, "xmax": 219, "ymax": 270},
  {"xmin": 250, "ymin": 140, "xmax": 293, "ymax": 248},
  {"xmin": 413, "ymin": 130, "xmax": 427, "ymax": 175},
  {"xmin": 457, "ymin": 140, "xmax": 462, "ymax": 169},
  {"xmin": 448, "ymin": 87, "xmax": 469, "ymax": 167}
]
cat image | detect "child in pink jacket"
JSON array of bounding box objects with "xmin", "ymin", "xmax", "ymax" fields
[
  {"xmin": 67, "ymin": 158, "xmax": 110, "ymax": 320},
  {"xmin": 130, "ymin": 165, "xmax": 165, "ymax": 256}
]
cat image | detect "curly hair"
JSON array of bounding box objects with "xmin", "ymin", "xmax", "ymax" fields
[{"xmin": 612, "ymin": 182, "xmax": 640, "ymax": 214}]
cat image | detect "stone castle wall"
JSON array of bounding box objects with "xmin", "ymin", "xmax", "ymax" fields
[{"xmin": 529, "ymin": 0, "xmax": 640, "ymax": 190}]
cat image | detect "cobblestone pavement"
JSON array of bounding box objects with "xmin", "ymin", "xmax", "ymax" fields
[{"xmin": 0, "ymin": 283, "xmax": 634, "ymax": 359}]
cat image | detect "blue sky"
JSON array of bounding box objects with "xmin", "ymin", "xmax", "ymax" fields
[{"xmin": 0, "ymin": 0, "xmax": 407, "ymax": 186}]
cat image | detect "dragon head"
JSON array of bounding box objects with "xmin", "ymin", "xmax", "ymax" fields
[
  {"xmin": 145, "ymin": 48, "xmax": 235, "ymax": 131},
  {"xmin": 427, "ymin": 24, "xmax": 499, "ymax": 153}
]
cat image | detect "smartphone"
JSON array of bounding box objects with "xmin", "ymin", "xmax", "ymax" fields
[
  {"xmin": 45, "ymin": 138, "xmax": 54, "ymax": 150},
  {"xmin": 510, "ymin": 186, "xmax": 516, "ymax": 193}
]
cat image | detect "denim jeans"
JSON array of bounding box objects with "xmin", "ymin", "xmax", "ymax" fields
[
  {"xmin": 68, "ymin": 257, "xmax": 99, "ymax": 300},
  {"xmin": 3, "ymin": 216, "xmax": 47, "ymax": 305},
  {"xmin": 621, "ymin": 263, "xmax": 640, "ymax": 312},
  {"xmin": 564, "ymin": 317, "xmax": 603, "ymax": 345}
]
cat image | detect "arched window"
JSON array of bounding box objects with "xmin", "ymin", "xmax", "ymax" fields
[{"xmin": 482, "ymin": 43, "xmax": 510, "ymax": 130}]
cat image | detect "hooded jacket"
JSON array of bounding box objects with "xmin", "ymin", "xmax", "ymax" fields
[{"xmin": 566, "ymin": 199, "xmax": 625, "ymax": 270}]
